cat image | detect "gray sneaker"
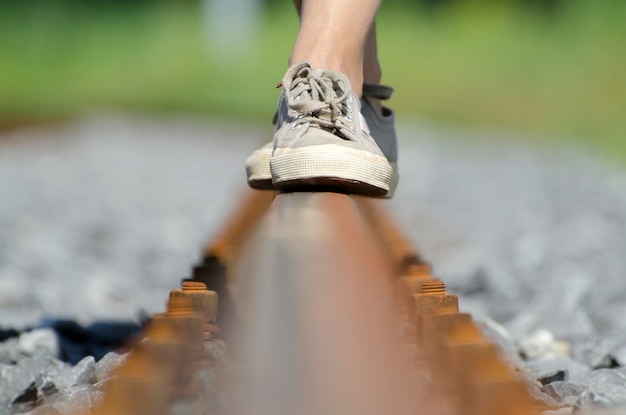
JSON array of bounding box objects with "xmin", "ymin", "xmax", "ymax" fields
[
  {"xmin": 361, "ymin": 83, "xmax": 399, "ymax": 197},
  {"xmin": 246, "ymin": 63, "xmax": 397, "ymax": 197}
]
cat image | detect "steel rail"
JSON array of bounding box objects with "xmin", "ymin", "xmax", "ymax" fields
[{"xmin": 63, "ymin": 190, "xmax": 603, "ymax": 415}]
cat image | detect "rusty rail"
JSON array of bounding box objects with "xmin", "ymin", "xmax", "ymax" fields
[{"xmin": 67, "ymin": 189, "xmax": 585, "ymax": 415}]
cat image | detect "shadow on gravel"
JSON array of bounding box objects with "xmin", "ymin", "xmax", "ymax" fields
[{"xmin": 2, "ymin": 319, "xmax": 146, "ymax": 364}]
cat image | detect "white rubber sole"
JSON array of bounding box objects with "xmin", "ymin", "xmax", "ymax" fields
[
  {"xmin": 386, "ymin": 162, "xmax": 399, "ymax": 199},
  {"xmin": 270, "ymin": 144, "xmax": 393, "ymax": 197},
  {"xmin": 245, "ymin": 147, "xmax": 273, "ymax": 189},
  {"xmin": 246, "ymin": 146, "xmax": 399, "ymax": 197}
]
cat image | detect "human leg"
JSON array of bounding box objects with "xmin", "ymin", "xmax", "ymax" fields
[
  {"xmin": 291, "ymin": 0, "xmax": 398, "ymax": 192},
  {"xmin": 246, "ymin": 0, "xmax": 394, "ymax": 197},
  {"xmin": 291, "ymin": 0, "xmax": 381, "ymax": 98},
  {"xmin": 290, "ymin": 0, "xmax": 381, "ymax": 97}
]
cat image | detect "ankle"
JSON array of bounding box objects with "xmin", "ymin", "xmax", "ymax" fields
[
  {"xmin": 290, "ymin": 46, "xmax": 364, "ymax": 96},
  {"xmin": 363, "ymin": 63, "xmax": 382, "ymax": 86},
  {"xmin": 363, "ymin": 63, "xmax": 383, "ymax": 114}
]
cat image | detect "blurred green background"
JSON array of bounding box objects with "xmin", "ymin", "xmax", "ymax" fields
[{"xmin": 1, "ymin": 0, "xmax": 624, "ymax": 158}]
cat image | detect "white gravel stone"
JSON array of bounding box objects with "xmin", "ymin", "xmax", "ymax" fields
[
  {"xmin": 17, "ymin": 329, "xmax": 60, "ymax": 359},
  {"xmin": 48, "ymin": 356, "xmax": 96, "ymax": 393},
  {"xmin": 0, "ymin": 356, "xmax": 65, "ymax": 410},
  {"xmin": 94, "ymin": 352, "xmax": 127, "ymax": 383},
  {"xmin": 543, "ymin": 381, "xmax": 587, "ymax": 406},
  {"xmin": 577, "ymin": 369, "xmax": 626, "ymax": 408},
  {"xmin": 520, "ymin": 330, "xmax": 568, "ymax": 360}
]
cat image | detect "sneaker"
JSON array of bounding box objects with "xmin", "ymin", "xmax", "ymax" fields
[
  {"xmin": 246, "ymin": 63, "xmax": 398, "ymax": 197},
  {"xmin": 361, "ymin": 83, "xmax": 399, "ymax": 197},
  {"xmin": 245, "ymin": 141, "xmax": 275, "ymax": 190}
]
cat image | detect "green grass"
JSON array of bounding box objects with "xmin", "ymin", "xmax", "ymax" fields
[
  {"xmin": 0, "ymin": 2, "xmax": 294, "ymax": 121},
  {"xmin": 378, "ymin": 2, "xmax": 626, "ymax": 155},
  {"xmin": 0, "ymin": 1, "xmax": 624, "ymax": 158}
]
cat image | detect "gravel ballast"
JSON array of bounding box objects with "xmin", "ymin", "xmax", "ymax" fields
[{"xmin": 1, "ymin": 116, "xmax": 625, "ymax": 413}]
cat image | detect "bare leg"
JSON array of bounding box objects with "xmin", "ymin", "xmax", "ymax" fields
[
  {"xmin": 363, "ymin": 22, "xmax": 384, "ymax": 114},
  {"xmin": 292, "ymin": 0, "xmax": 383, "ymax": 111},
  {"xmin": 363, "ymin": 22, "xmax": 382, "ymax": 87},
  {"xmin": 289, "ymin": 0, "xmax": 381, "ymax": 97}
]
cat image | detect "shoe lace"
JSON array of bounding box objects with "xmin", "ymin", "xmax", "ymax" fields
[{"xmin": 282, "ymin": 66, "xmax": 355, "ymax": 139}]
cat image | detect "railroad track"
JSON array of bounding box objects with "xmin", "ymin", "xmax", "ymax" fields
[{"xmin": 60, "ymin": 189, "xmax": 605, "ymax": 415}]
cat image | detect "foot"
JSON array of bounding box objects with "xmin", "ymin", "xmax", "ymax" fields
[
  {"xmin": 361, "ymin": 83, "xmax": 399, "ymax": 198},
  {"xmin": 246, "ymin": 63, "xmax": 398, "ymax": 197}
]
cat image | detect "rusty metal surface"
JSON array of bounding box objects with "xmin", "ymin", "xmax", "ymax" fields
[
  {"xmin": 69, "ymin": 190, "xmax": 600, "ymax": 415},
  {"xmin": 230, "ymin": 193, "xmax": 414, "ymax": 415}
]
